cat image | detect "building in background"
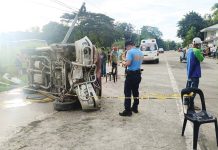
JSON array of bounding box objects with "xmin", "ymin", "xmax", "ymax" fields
[{"xmin": 201, "ymin": 24, "xmax": 218, "ymax": 47}]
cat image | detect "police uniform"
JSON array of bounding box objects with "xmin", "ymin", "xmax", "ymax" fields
[{"xmin": 119, "ymin": 41, "xmax": 143, "ymax": 116}]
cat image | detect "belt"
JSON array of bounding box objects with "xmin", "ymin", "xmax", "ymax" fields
[{"xmin": 126, "ymin": 69, "xmax": 141, "ymax": 74}]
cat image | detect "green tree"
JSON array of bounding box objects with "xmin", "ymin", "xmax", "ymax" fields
[
  {"xmin": 156, "ymin": 38, "xmax": 166, "ymax": 50},
  {"xmin": 112, "ymin": 40, "xmax": 125, "ymax": 49},
  {"xmin": 60, "ymin": 12, "xmax": 117, "ymax": 47},
  {"xmin": 140, "ymin": 26, "xmax": 163, "ymax": 39},
  {"xmin": 140, "ymin": 26, "xmax": 164, "ymax": 49},
  {"xmin": 164, "ymin": 40, "xmax": 177, "ymax": 50},
  {"xmin": 176, "ymin": 42, "xmax": 182, "ymax": 50},
  {"xmin": 177, "ymin": 11, "xmax": 206, "ymax": 45},
  {"xmin": 183, "ymin": 26, "xmax": 197, "ymax": 46},
  {"xmin": 114, "ymin": 22, "xmax": 134, "ymax": 41},
  {"xmin": 204, "ymin": 14, "xmax": 213, "ymax": 26},
  {"xmin": 211, "ymin": 3, "xmax": 218, "ymax": 24},
  {"xmin": 41, "ymin": 22, "xmax": 68, "ymax": 44}
]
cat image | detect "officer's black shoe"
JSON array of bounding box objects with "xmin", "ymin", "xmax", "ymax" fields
[
  {"xmin": 119, "ymin": 110, "xmax": 132, "ymax": 116},
  {"xmin": 131, "ymin": 107, "xmax": 138, "ymax": 113}
]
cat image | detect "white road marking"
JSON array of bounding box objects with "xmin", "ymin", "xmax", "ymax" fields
[{"xmin": 165, "ymin": 57, "xmax": 201, "ymax": 150}]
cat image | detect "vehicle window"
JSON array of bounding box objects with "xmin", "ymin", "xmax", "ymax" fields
[{"xmin": 141, "ymin": 44, "xmax": 157, "ymax": 51}]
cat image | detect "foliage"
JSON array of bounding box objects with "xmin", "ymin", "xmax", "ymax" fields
[
  {"xmin": 164, "ymin": 40, "xmax": 177, "ymax": 50},
  {"xmin": 114, "ymin": 22, "xmax": 135, "ymax": 41},
  {"xmin": 204, "ymin": 14, "xmax": 214, "ymax": 26},
  {"xmin": 183, "ymin": 26, "xmax": 197, "ymax": 46},
  {"xmin": 112, "ymin": 40, "xmax": 125, "ymax": 49},
  {"xmin": 60, "ymin": 12, "xmax": 118, "ymax": 47},
  {"xmin": 0, "ymin": 84, "xmax": 12, "ymax": 92},
  {"xmin": 156, "ymin": 38, "xmax": 166, "ymax": 50},
  {"xmin": 211, "ymin": 3, "xmax": 218, "ymax": 24},
  {"xmin": 177, "ymin": 11, "xmax": 206, "ymax": 46},
  {"xmin": 140, "ymin": 26, "xmax": 166, "ymax": 49},
  {"xmin": 140, "ymin": 26, "xmax": 163, "ymax": 39},
  {"xmin": 41, "ymin": 22, "xmax": 69, "ymax": 44}
]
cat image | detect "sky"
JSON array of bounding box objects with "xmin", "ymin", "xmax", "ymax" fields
[{"xmin": 0, "ymin": 0, "xmax": 217, "ymax": 41}]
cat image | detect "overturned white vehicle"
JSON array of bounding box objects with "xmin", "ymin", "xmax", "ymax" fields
[
  {"xmin": 24, "ymin": 36, "xmax": 101, "ymax": 111},
  {"xmin": 24, "ymin": 3, "xmax": 101, "ymax": 111}
]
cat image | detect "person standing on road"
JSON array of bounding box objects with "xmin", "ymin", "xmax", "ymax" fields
[
  {"xmin": 119, "ymin": 40, "xmax": 143, "ymax": 117},
  {"xmin": 185, "ymin": 37, "xmax": 204, "ymax": 109},
  {"xmin": 186, "ymin": 37, "xmax": 204, "ymax": 87},
  {"xmin": 110, "ymin": 47, "xmax": 119, "ymax": 76},
  {"xmin": 100, "ymin": 47, "xmax": 107, "ymax": 77}
]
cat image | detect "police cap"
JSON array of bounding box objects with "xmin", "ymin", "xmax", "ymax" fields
[{"xmin": 125, "ymin": 40, "xmax": 135, "ymax": 47}]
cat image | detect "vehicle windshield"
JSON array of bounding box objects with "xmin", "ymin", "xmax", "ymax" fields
[{"xmin": 140, "ymin": 44, "xmax": 158, "ymax": 51}]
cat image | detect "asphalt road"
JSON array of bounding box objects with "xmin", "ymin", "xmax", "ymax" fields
[{"xmin": 0, "ymin": 51, "xmax": 217, "ymax": 150}]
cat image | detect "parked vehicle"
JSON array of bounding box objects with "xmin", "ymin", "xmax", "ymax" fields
[
  {"xmin": 158, "ymin": 48, "xmax": 164, "ymax": 53},
  {"xmin": 140, "ymin": 39, "xmax": 159, "ymax": 64}
]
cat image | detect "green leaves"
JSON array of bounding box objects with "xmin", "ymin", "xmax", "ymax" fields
[
  {"xmin": 60, "ymin": 12, "xmax": 117, "ymax": 47},
  {"xmin": 141, "ymin": 26, "xmax": 163, "ymax": 39},
  {"xmin": 177, "ymin": 11, "xmax": 206, "ymax": 46},
  {"xmin": 211, "ymin": 3, "xmax": 218, "ymax": 24}
]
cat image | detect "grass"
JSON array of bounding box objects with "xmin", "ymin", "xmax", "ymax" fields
[
  {"xmin": 0, "ymin": 74, "xmax": 28, "ymax": 92},
  {"xmin": 0, "ymin": 84, "xmax": 12, "ymax": 92}
]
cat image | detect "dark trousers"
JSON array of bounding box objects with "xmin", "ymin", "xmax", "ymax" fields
[
  {"xmin": 186, "ymin": 77, "xmax": 199, "ymax": 88},
  {"xmin": 186, "ymin": 77, "xmax": 199, "ymax": 110},
  {"xmin": 124, "ymin": 72, "xmax": 141, "ymax": 111},
  {"xmin": 101, "ymin": 62, "xmax": 106, "ymax": 76},
  {"xmin": 111, "ymin": 62, "xmax": 117, "ymax": 75}
]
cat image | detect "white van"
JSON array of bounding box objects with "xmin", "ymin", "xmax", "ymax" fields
[{"xmin": 140, "ymin": 39, "xmax": 159, "ymax": 63}]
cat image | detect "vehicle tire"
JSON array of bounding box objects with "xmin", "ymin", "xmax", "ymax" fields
[
  {"xmin": 155, "ymin": 59, "xmax": 159, "ymax": 64},
  {"xmin": 53, "ymin": 98, "xmax": 78, "ymax": 111}
]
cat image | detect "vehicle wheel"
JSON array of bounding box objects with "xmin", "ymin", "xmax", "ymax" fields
[
  {"xmin": 155, "ymin": 59, "xmax": 159, "ymax": 64},
  {"xmin": 53, "ymin": 98, "xmax": 78, "ymax": 111}
]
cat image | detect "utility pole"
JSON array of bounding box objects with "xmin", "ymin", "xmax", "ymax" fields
[
  {"xmin": 136, "ymin": 29, "xmax": 141, "ymax": 47},
  {"xmin": 62, "ymin": 2, "xmax": 86, "ymax": 44}
]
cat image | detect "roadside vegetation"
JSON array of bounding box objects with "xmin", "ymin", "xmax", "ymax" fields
[{"xmin": 0, "ymin": 40, "xmax": 46, "ymax": 92}]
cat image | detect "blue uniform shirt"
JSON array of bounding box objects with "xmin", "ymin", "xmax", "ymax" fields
[{"xmin": 126, "ymin": 48, "xmax": 143, "ymax": 71}]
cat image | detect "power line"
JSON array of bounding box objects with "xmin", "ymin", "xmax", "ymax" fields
[
  {"xmin": 49, "ymin": 0, "xmax": 79, "ymax": 12},
  {"xmin": 29, "ymin": 0, "xmax": 73, "ymax": 14}
]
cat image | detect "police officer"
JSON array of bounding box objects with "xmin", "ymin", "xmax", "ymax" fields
[{"xmin": 119, "ymin": 40, "xmax": 143, "ymax": 116}]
